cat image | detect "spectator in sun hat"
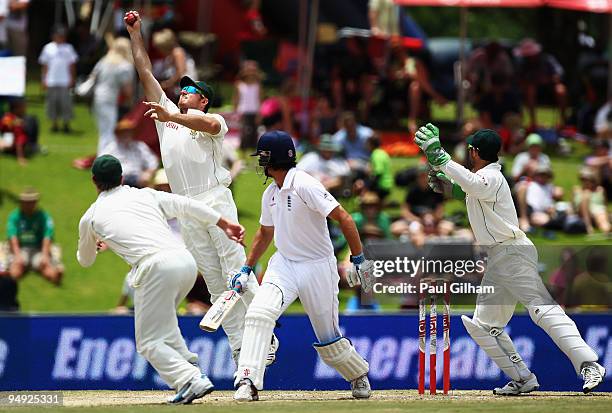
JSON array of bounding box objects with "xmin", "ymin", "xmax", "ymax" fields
[
  {"xmin": 100, "ymin": 119, "xmax": 158, "ymax": 188},
  {"xmin": 4, "ymin": 188, "xmax": 64, "ymax": 285},
  {"xmin": 511, "ymin": 133, "xmax": 551, "ymax": 182}
]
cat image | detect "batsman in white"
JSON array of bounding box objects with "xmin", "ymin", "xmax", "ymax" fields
[
  {"xmin": 77, "ymin": 155, "xmax": 245, "ymax": 404},
  {"xmin": 416, "ymin": 125, "xmax": 606, "ymax": 395},
  {"xmin": 229, "ymin": 131, "xmax": 374, "ymax": 401},
  {"xmin": 123, "ymin": 11, "xmax": 277, "ymax": 366}
]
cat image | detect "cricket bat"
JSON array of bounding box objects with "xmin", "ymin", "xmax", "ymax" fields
[{"xmin": 199, "ymin": 288, "xmax": 242, "ymax": 332}]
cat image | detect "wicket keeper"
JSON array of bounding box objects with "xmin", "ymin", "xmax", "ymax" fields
[{"xmin": 416, "ymin": 124, "xmax": 605, "ymax": 395}]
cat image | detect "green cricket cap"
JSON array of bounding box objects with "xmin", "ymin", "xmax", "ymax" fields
[
  {"xmin": 180, "ymin": 76, "xmax": 214, "ymax": 112},
  {"xmin": 92, "ymin": 154, "xmax": 123, "ymax": 184},
  {"xmin": 466, "ymin": 129, "xmax": 501, "ymax": 162}
]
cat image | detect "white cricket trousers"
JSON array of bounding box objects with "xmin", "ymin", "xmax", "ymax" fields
[
  {"xmin": 180, "ymin": 185, "xmax": 259, "ymax": 352},
  {"xmin": 262, "ymin": 252, "xmax": 342, "ymax": 342},
  {"xmin": 473, "ymin": 236, "xmax": 598, "ymax": 373},
  {"xmin": 132, "ymin": 248, "xmax": 201, "ymax": 390}
]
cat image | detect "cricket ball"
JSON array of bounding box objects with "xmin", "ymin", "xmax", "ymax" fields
[{"xmin": 125, "ymin": 12, "xmax": 137, "ymax": 26}]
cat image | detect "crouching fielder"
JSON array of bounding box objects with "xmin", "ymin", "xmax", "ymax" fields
[
  {"xmin": 416, "ymin": 125, "xmax": 605, "ymax": 395},
  {"xmin": 77, "ymin": 155, "xmax": 245, "ymax": 404},
  {"xmin": 231, "ymin": 131, "xmax": 374, "ymax": 401}
]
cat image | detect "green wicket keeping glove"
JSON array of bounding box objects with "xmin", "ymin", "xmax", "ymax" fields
[
  {"xmin": 414, "ymin": 123, "xmax": 451, "ymax": 167},
  {"xmin": 428, "ymin": 171, "xmax": 466, "ymax": 201}
]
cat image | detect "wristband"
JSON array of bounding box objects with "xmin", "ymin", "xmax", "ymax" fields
[{"xmin": 350, "ymin": 253, "xmax": 365, "ymax": 265}]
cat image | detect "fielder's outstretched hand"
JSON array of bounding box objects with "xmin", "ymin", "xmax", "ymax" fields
[
  {"xmin": 348, "ymin": 253, "xmax": 374, "ymax": 293},
  {"xmin": 414, "ymin": 123, "xmax": 451, "ymax": 168},
  {"xmin": 217, "ymin": 218, "xmax": 245, "ymax": 244},
  {"xmin": 229, "ymin": 265, "xmax": 253, "ymax": 292},
  {"xmin": 144, "ymin": 101, "xmax": 172, "ymax": 122},
  {"xmin": 124, "ymin": 10, "xmax": 142, "ymax": 34}
]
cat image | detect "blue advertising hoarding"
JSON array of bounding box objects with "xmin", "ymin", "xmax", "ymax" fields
[{"xmin": 0, "ymin": 313, "xmax": 610, "ymax": 392}]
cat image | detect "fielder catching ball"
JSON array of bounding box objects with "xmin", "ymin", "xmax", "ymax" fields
[
  {"xmin": 123, "ymin": 11, "xmax": 277, "ymax": 368},
  {"xmin": 230, "ymin": 131, "xmax": 375, "ymax": 401},
  {"xmin": 416, "ymin": 124, "xmax": 605, "ymax": 395},
  {"xmin": 77, "ymin": 155, "xmax": 245, "ymax": 404}
]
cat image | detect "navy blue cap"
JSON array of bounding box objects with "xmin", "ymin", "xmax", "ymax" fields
[{"xmin": 252, "ymin": 130, "xmax": 296, "ymax": 167}]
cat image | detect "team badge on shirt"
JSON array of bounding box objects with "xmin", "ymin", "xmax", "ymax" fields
[
  {"xmin": 190, "ymin": 129, "xmax": 198, "ymax": 139},
  {"xmin": 287, "ymin": 195, "xmax": 292, "ymax": 211}
]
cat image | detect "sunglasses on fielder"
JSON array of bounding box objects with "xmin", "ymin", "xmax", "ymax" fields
[{"xmin": 181, "ymin": 86, "xmax": 203, "ymax": 96}]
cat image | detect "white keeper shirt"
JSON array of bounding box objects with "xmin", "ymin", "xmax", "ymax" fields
[
  {"xmin": 77, "ymin": 186, "xmax": 220, "ymax": 268},
  {"xmin": 260, "ymin": 168, "xmax": 339, "ymax": 261},
  {"xmin": 155, "ymin": 94, "xmax": 231, "ymax": 197},
  {"xmin": 439, "ymin": 161, "xmax": 526, "ymax": 245}
]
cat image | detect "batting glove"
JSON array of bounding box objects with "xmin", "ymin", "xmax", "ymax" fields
[
  {"xmin": 348, "ymin": 253, "xmax": 374, "ymax": 293},
  {"xmin": 428, "ymin": 170, "xmax": 466, "ymax": 200},
  {"xmin": 229, "ymin": 265, "xmax": 253, "ymax": 292},
  {"xmin": 414, "ymin": 123, "xmax": 451, "ymax": 168}
]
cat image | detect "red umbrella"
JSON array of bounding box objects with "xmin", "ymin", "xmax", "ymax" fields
[
  {"xmin": 394, "ymin": 0, "xmax": 542, "ymax": 6},
  {"xmin": 547, "ymin": 0, "xmax": 612, "ymax": 13}
]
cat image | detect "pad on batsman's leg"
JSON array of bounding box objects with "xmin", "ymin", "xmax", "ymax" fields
[
  {"xmin": 528, "ymin": 304, "xmax": 598, "ymax": 374},
  {"xmin": 235, "ymin": 283, "xmax": 283, "ymax": 390},
  {"xmin": 462, "ymin": 315, "xmax": 532, "ymax": 382},
  {"xmin": 313, "ymin": 337, "xmax": 369, "ymax": 381}
]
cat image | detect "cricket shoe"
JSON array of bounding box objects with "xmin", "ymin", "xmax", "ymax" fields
[
  {"xmin": 234, "ymin": 378, "xmax": 259, "ymax": 402},
  {"xmin": 493, "ymin": 373, "xmax": 539, "ymax": 396},
  {"xmin": 167, "ymin": 374, "xmax": 214, "ymax": 405},
  {"xmin": 351, "ymin": 375, "xmax": 371, "ymax": 399},
  {"xmin": 581, "ymin": 362, "xmax": 606, "ymax": 394}
]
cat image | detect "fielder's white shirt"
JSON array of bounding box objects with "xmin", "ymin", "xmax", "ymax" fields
[
  {"xmin": 439, "ymin": 161, "xmax": 526, "ymax": 245},
  {"xmin": 260, "ymin": 168, "xmax": 339, "ymax": 261},
  {"xmin": 155, "ymin": 94, "xmax": 231, "ymax": 197},
  {"xmin": 77, "ymin": 186, "xmax": 220, "ymax": 267}
]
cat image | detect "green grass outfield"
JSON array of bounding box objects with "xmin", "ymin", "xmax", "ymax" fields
[
  {"xmin": 1, "ymin": 85, "xmax": 609, "ymax": 312},
  {"xmin": 0, "ymin": 390, "xmax": 610, "ymax": 413}
]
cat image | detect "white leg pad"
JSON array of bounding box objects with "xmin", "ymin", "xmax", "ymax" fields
[
  {"xmin": 462, "ymin": 315, "xmax": 532, "ymax": 381},
  {"xmin": 235, "ymin": 283, "xmax": 283, "ymax": 390},
  {"xmin": 528, "ymin": 304, "xmax": 598, "ymax": 373},
  {"xmin": 313, "ymin": 337, "xmax": 369, "ymax": 382}
]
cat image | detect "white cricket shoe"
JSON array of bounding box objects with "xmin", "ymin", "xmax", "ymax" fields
[
  {"xmin": 493, "ymin": 373, "xmax": 539, "ymax": 396},
  {"xmin": 351, "ymin": 375, "xmax": 371, "ymax": 399},
  {"xmin": 266, "ymin": 334, "xmax": 280, "ymax": 366},
  {"xmin": 581, "ymin": 362, "xmax": 606, "ymax": 394},
  {"xmin": 234, "ymin": 379, "xmax": 259, "ymax": 402},
  {"xmin": 167, "ymin": 374, "xmax": 214, "ymax": 404}
]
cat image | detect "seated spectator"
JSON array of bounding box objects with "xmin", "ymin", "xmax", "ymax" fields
[
  {"xmin": 351, "ymin": 192, "xmax": 392, "ymax": 239},
  {"xmin": 548, "ymin": 248, "xmax": 579, "ymax": 307},
  {"xmin": 566, "ymin": 248, "xmax": 611, "ymax": 308},
  {"xmin": 514, "ymin": 38, "xmax": 567, "ymax": 128},
  {"xmin": 0, "ymin": 98, "xmax": 39, "ymax": 165},
  {"xmin": 365, "ymin": 134, "xmax": 392, "ymax": 199},
  {"xmin": 297, "ymin": 134, "xmax": 350, "ymax": 195},
  {"xmin": 573, "ymin": 167, "xmax": 610, "ymax": 236},
  {"xmin": 511, "ymin": 133, "xmax": 551, "ymax": 182},
  {"xmin": 391, "ymin": 165, "xmax": 445, "ymax": 238},
  {"xmin": 593, "ymin": 97, "xmax": 612, "ymax": 139},
  {"xmin": 466, "ymin": 41, "xmax": 515, "ymax": 107},
  {"xmin": 517, "ymin": 165, "xmax": 564, "ymax": 232},
  {"xmin": 332, "ymin": 111, "xmax": 374, "ymax": 171},
  {"xmin": 584, "ymin": 139, "xmax": 612, "ymax": 199},
  {"xmin": 476, "ymin": 73, "xmax": 521, "ymax": 130},
  {"xmin": 101, "ymin": 119, "xmax": 158, "ymax": 188},
  {"xmin": 4, "ymin": 188, "xmax": 63, "ymax": 285}
]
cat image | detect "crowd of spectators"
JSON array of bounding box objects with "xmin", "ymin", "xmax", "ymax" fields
[{"xmin": 1, "ymin": 2, "xmax": 610, "ymax": 313}]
